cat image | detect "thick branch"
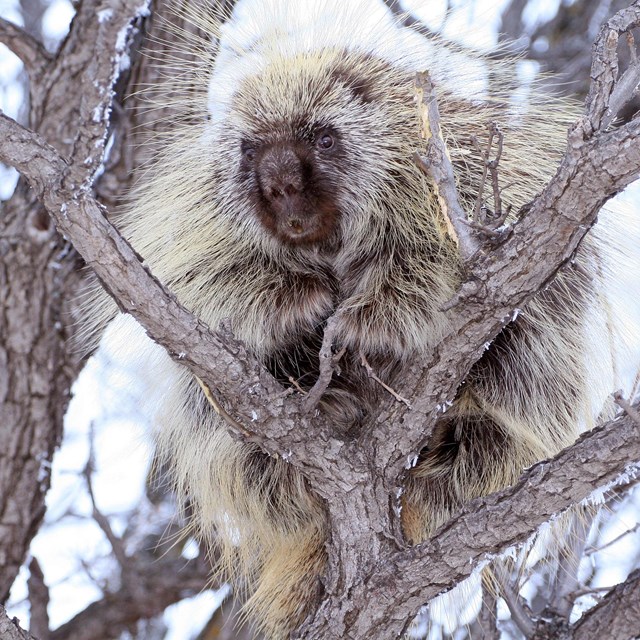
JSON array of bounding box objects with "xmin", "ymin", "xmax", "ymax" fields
[
  {"xmin": 0, "ymin": 0, "xmax": 155, "ymax": 603},
  {"xmin": 367, "ymin": 4, "xmax": 640, "ymax": 488},
  {"xmin": 2, "ymin": 4, "xmax": 640, "ymax": 638},
  {"xmin": 0, "ymin": 112, "xmax": 324, "ymax": 463},
  {"xmin": 351, "ymin": 409, "xmax": 640, "ymax": 637},
  {"xmin": 0, "ymin": 606, "xmax": 33, "ymax": 640}
]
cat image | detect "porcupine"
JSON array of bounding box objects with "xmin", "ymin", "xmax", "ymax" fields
[{"xmin": 84, "ymin": 0, "xmax": 638, "ymax": 636}]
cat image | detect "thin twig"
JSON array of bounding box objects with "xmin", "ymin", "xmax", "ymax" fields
[
  {"xmin": 472, "ymin": 584, "xmax": 500, "ymax": 640},
  {"xmin": 196, "ymin": 376, "xmax": 254, "ymax": 437},
  {"xmin": 585, "ymin": 522, "xmax": 640, "ymax": 557},
  {"xmin": 572, "ymin": 584, "xmax": 621, "ymax": 598},
  {"xmin": 494, "ymin": 564, "xmax": 535, "ymax": 638},
  {"xmin": 471, "ymin": 123, "xmax": 510, "ymax": 227},
  {"xmin": 360, "ymin": 353, "xmax": 412, "ymax": 408},
  {"xmin": 613, "ymin": 390, "xmax": 640, "ymax": 425},
  {"xmin": 83, "ymin": 423, "xmax": 129, "ymax": 569},
  {"xmin": 0, "ymin": 18, "xmax": 51, "ymax": 78},
  {"xmin": 471, "ymin": 131, "xmax": 493, "ymax": 223},
  {"xmin": 488, "ymin": 127, "xmax": 507, "ymax": 224},
  {"xmin": 288, "ymin": 376, "xmax": 308, "ymax": 395},
  {"xmin": 302, "ymin": 315, "xmax": 345, "ymax": 413},
  {"xmin": 414, "ymin": 71, "xmax": 479, "ymax": 261},
  {"xmin": 549, "ymin": 509, "xmax": 594, "ymax": 619},
  {"xmin": 461, "ymin": 218, "xmax": 504, "ymax": 238}
]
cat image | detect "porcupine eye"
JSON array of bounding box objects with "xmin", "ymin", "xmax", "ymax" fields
[
  {"xmin": 316, "ymin": 133, "xmax": 334, "ymax": 150},
  {"xmin": 243, "ymin": 146, "xmax": 257, "ymax": 162}
]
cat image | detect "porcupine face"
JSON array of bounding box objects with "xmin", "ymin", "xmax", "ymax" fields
[
  {"xmin": 239, "ymin": 125, "xmax": 342, "ymax": 246},
  {"xmin": 227, "ymin": 50, "xmax": 416, "ymax": 248}
]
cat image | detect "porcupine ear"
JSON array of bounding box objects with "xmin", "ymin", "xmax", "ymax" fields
[{"xmin": 329, "ymin": 59, "xmax": 382, "ymax": 104}]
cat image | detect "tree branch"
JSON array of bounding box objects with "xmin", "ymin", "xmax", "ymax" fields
[
  {"xmin": 0, "ymin": 606, "xmax": 33, "ymax": 640},
  {"xmin": 302, "ymin": 314, "xmax": 345, "ymax": 413},
  {"xmin": 1, "ymin": 3, "xmax": 640, "ymax": 638},
  {"xmin": 585, "ymin": 3, "xmax": 640, "ymax": 133},
  {"xmin": 571, "ymin": 567, "xmax": 640, "ymax": 640},
  {"xmin": 0, "ymin": 18, "xmax": 51, "ymax": 79},
  {"xmin": 48, "ymin": 554, "xmax": 210, "ymax": 640},
  {"xmin": 366, "ymin": 3, "xmax": 640, "ymax": 491},
  {"xmin": 352, "ymin": 408, "xmax": 640, "ymax": 637},
  {"xmin": 414, "ymin": 71, "xmax": 480, "ymax": 260},
  {"xmin": 0, "ymin": 0, "xmax": 154, "ymax": 603},
  {"xmin": 0, "ymin": 111, "xmax": 290, "ymax": 431},
  {"xmin": 26, "ymin": 557, "xmax": 49, "ymax": 639}
]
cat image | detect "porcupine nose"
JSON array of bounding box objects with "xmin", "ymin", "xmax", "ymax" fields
[{"xmin": 258, "ymin": 143, "xmax": 307, "ymax": 233}]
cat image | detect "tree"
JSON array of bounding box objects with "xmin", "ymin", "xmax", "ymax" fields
[{"xmin": 1, "ymin": 0, "xmax": 640, "ymax": 638}]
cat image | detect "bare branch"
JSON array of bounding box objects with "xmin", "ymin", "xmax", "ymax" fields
[
  {"xmin": 26, "ymin": 557, "xmax": 49, "ymax": 639},
  {"xmin": 572, "ymin": 568, "xmax": 640, "ymax": 640},
  {"xmin": 370, "ymin": 70, "xmax": 640, "ymax": 493},
  {"xmin": 83, "ymin": 426, "xmax": 129, "ymax": 569},
  {"xmin": 0, "ymin": 606, "xmax": 33, "ymax": 640},
  {"xmin": 0, "ymin": 18, "xmax": 51, "ymax": 79},
  {"xmin": 494, "ymin": 563, "xmax": 535, "ymax": 638},
  {"xmin": 585, "ymin": 3, "xmax": 640, "ymax": 134},
  {"xmin": 472, "ymin": 585, "xmax": 500, "ymax": 640},
  {"xmin": 469, "ymin": 123, "xmax": 512, "ymax": 234},
  {"xmin": 414, "ymin": 71, "xmax": 479, "ymax": 261},
  {"xmin": 49, "ymin": 555, "xmax": 210, "ymax": 640},
  {"xmin": 585, "ymin": 522, "xmax": 640, "ymax": 557},
  {"xmin": 614, "ymin": 390, "xmax": 640, "ymax": 424},
  {"xmin": 0, "ymin": 0, "xmax": 153, "ymax": 603},
  {"xmin": 383, "ymin": 0, "xmax": 439, "ymax": 39},
  {"xmin": 303, "ymin": 315, "xmax": 345, "ymax": 413},
  {"xmin": 288, "ymin": 376, "xmax": 308, "ymax": 395},
  {"xmin": 0, "ymin": 112, "xmax": 290, "ymax": 449},
  {"xmin": 353, "ymin": 408, "xmax": 640, "ymax": 637},
  {"xmin": 2, "ymin": 3, "xmax": 640, "ymax": 638},
  {"xmin": 360, "ymin": 353, "xmax": 412, "ymax": 408},
  {"xmin": 548, "ymin": 510, "xmax": 594, "ymax": 618}
]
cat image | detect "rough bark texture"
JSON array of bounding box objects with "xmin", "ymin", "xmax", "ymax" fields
[
  {"xmin": 0, "ymin": 0, "xmax": 154, "ymax": 603},
  {"xmin": 1, "ymin": 1, "xmax": 640, "ymax": 638},
  {"xmin": 0, "ymin": 606, "xmax": 30, "ymax": 640},
  {"xmin": 571, "ymin": 568, "xmax": 640, "ymax": 640},
  {"xmin": 0, "ymin": 0, "xmax": 225, "ymax": 633}
]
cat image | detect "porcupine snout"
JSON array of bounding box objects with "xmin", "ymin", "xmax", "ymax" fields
[
  {"xmin": 253, "ymin": 141, "xmax": 340, "ymax": 246},
  {"xmin": 258, "ymin": 143, "xmax": 307, "ymax": 233}
]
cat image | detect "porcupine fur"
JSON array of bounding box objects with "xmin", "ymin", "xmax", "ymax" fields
[{"xmin": 83, "ymin": 0, "xmax": 639, "ymax": 637}]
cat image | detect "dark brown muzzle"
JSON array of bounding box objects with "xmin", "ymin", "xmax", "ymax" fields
[
  {"xmin": 258, "ymin": 144, "xmax": 308, "ymax": 231},
  {"xmin": 252, "ymin": 141, "xmax": 340, "ymax": 246}
]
